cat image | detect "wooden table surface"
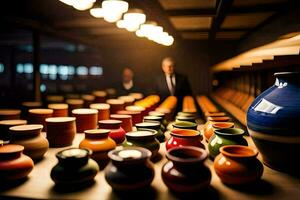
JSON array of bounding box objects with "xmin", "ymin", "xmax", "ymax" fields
[{"xmin": 1, "ymin": 126, "xmax": 300, "ymax": 200}]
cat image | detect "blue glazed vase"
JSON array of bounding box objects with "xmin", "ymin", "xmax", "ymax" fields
[{"xmin": 247, "ymin": 72, "xmax": 300, "ymax": 172}]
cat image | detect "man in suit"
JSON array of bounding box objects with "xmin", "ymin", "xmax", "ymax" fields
[
  {"xmin": 154, "ymin": 57, "xmax": 192, "ymax": 110},
  {"xmin": 116, "ymin": 67, "xmax": 141, "ymax": 96}
]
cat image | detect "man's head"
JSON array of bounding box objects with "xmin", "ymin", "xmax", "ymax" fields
[
  {"xmin": 122, "ymin": 67, "xmax": 134, "ymax": 83},
  {"xmin": 162, "ymin": 57, "xmax": 175, "ymax": 75}
]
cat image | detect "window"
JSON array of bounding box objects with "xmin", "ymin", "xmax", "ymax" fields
[
  {"xmin": 68, "ymin": 66, "xmax": 75, "ymax": 75},
  {"xmin": 76, "ymin": 66, "xmax": 88, "ymax": 75},
  {"xmin": 0, "ymin": 63, "xmax": 4, "ymax": 73},
  {"xmin": 89, "ymin": 66, "xmax": 103, "ymax": 75},
  {"xmin": 58, "ymin": 65, "xmax": 69, "ymax": 76},
  {"xmin": 40, "ymin": 64, "xmax": 49, "ymax": 74},
  {"xmin": 24, "ymin": 63, "xmax": 33, "ymax": 74},
  {"xmin": 16, "ymin": 63, "xmax": 24, "ymax": 73}
]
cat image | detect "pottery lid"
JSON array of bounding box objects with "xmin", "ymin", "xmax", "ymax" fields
[
  {"xmin": 93, "ymin": 90, "xmax": 107, "ymax": 97},
  {"xmin": 46, "ymin": 117, "xmax": 76, "ymax": 123},
  {"xmin": 212, "ymin": 122, "xmax": 234, "ymax": 129},
  {"xmin": 84, "ymin": 129, "xmax": 110, "ymax": 139},
  {"xmin": 0, "ymin": 119, "xmax": 27, "ymax": 126},
  {"xmin": 214, "ymin": 128, "xmax": 244, "ymax": 137},
  {"xmin": 56, "ymin": 148, "xmax": 91, "ymax": 166},
  {"xmin": 110, "ymin": 114, "xmax": 132, "ymax": 119},
  {"xmin": 99, "ymin": 119, "xmax": 122, "ymax": 126},
  {"xmin": 166, "ymin": 146, "xmax": 207, "ymax": 164},
  {"xmin": 9, "ymin": 124, "xmax": 43, "ymax": 136},
  {"xmin": 29, "ymin": 109, "xmax": 53, "ymax": 115},
  {"xmin": 82, "ymin": 94, "xmax": 95, "ymax": 101},
  {"xmin": 171, "ymin": 129, "xmax": 202, "ymax": 139},
  {"xmin": 90, "ymin": 103, "xmax": 110, "ymax": 110},
  {"xmin": 72, "ymin": 108, "xmax": 98, "ymax": 115},
  {"xmin": 125, "ymin": 105, "xmax": 145, "ymax": 112},
  {"xmin": 66, "ymin": 99, "xmax": 84, "ymax": 105},
  {"xmin": 118, "ymin": 96, "xmax": 135, "ymax": 103},
  {"xmin": 149, "ymin": 111, "xmax": 165, "ymax": 117},
  {"xmin": 207, "ymin": 116, "xmax": 230, "ymax": 122},
  {"xmin": 0, "ymin": 144, "xmax": 24, "ymax": 160},
  {"xmin": 106, "ymin": 99, "xmax": 125, "ymax": 105},
  {"xmin": 48, "ymin": 103, "xmax": 68, "ymax": 109},
  {"xmin": 144, "ymin": 115, "xmax": 163, "ymax": 121},
  {"xmin": 135, "ymin": 122, "xmax": 160, "ymax": 129},
  {"xmin": 220, "ymin": 145, "xmax": 258, "ymax": 158},
  {"xmin": 22, "ymin": 101, "xmax": 42, "ymax": 107},
  {"xmin": 0, "ymin": 109, "xmax": 21, "ymax": 116},
  {"xmin": 126, "ymin": 130, "xmax": 157, "ymax": 139},
  {"xmin": 172, "ymin": 121, "xmax": 197, "ymax": 129},
  {"xmin": 108, "ymin": 147, "xmax": 151, "ymax": 164}
]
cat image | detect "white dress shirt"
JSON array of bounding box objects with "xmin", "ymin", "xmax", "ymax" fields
[
  {"xmin": 165, "ymin": 74, "xmax": 176, "ymax": 95},
  {"xmin": 123, "ymin": 80, "xmax": 133, "ymax": 90}
]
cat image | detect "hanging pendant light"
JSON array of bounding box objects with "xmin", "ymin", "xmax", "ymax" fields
[
  {"xmin": 72, "ymin": 0, "xmax": 96, "ymax": 11},
  {"xmin": 59, "ymin": 0, "xmax": 74, "ymax": 6},
  {"xmin": 90, "ymin": 7, "xmax": 104, "ymax": 18},
  {"xmin": 102, "ymin": 0, "xmax": 129, "ymax": 23},
  {"xmin": 135, "ymin": 21, "xmax": 157, "ymax": 38},
  {"xmin": 122, "ymin": 9, "xmax": 146, "ymax": 32}
]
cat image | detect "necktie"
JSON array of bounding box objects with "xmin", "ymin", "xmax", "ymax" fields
[{"xmin": 169, "ymin": 75, "xmax": 175, "ymax": 95}]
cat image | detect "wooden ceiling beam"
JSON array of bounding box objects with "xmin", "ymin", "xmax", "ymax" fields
[
  {"xmin": 209, "ymin": 0, "xmax": 234, "ymax": 41},
  {"xmin": 166, "ymin": 8, "xmax": 216, "ymax": 17},
  {"xmin": 230, "ymin": 3, "xmax": 287, "ymax": 14}
]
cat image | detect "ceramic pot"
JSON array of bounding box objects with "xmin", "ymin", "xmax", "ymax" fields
[
  {"xmin": 72, "ymin": 109, "xmax": 98, "ymax": 133},
  {"xmin": 203, "ymin": 116, "xmax": 231, "ymax": 140},
  {"xmin": 93, "ymin": 90, "xmax": 107, "ymax": 103},
  {"xmin": 149, "ymin": 111, "xmax": 168, "ymax": 126},
  {"xmin": 79, "ymin": 129, "xmax": 116, "ymax": 167},
  {"xmin": 175, "ymin": 115, "xmax": 196, "ymax": 123},
  {"xmin": 110, "ymin": 114, "xmax": 133, "ymax": 132},
  {"xmin": 177, "ymin": 111, "xmax": 197, "ymax": 118},
  {"xmin": 0, "ymin": 109, "xmax": 21, "ymax": 120},
  {"xmin": 136, "ymin": 122, "xmax": 165, "ymax": 142},
  {"xmin": 105, "ymin": 147, "xmax": 154, "ymax": 191},
  {"xmin": 0, "ymin": 119, "xmax": 27, "ymax": 141},
  {"xmin": 144, "ymin": 115, "xmax": 166, "ymax": 132},
  {"xmin": 46, "ymin": 95, "xmax": 64, "ymax": 104},
  {"xmin": 162, "ymin": 146, "xmax": 211, "ymax": 193},
  {"xmin": 9, "ymin": 124, "xmax": 49, "ymax": 160},
  {"xmin": 122, "ymin": 130, "xmax": 160, "ymax": 158},
  {"xmin": 118, "ymin": 96, "xmax": 135, "ymax": 106},
  {"xmin": 117, "ymin": 110, "xmax": 142, "ymax": 125},
  {"xmin": 90, "ymin": 103, "xmax": 110, "ymax": 120},
  {"xmin": 204, "ymin": 112, "xmax": 226, "ymax": 118},
  {"xmin": 66, "ymin": 99, "xmax": 84, "ymax": 116},
  {"xmin": 172, "ymin": 121, "xmax": 198, "ymax": 130},
  {"xmin": 98, "ymin": 120, "xmax": 126, "ymax": 144},
  {"xmin": 208, "ymin": 128, "xmax": 248, "ymax": 159},
  {"xmin": 48, "ymin": 103, "xmax": 68, "ymax": 117},
  {"xmin": 106, "ymin": 99, "xmax": 125, "ymax": 114},
  {"xmin": 155, "ymin": 107, "xmax": 172, "ymax": 122},
  {"xmin": 126, "ymin": 105, "xmax": 146, "ymax": 118},
  {"xmin": 166, "ymin": 129, "xmax": 204, "ymax": 150},
  {"xmin": 46, "ymin": 117, "xmax": 76, "ymax": 147},
  {"xmin": 204, "ymin": 122, "xmax": 234, "ymax": 142},
  {"xmin": 51, "ymin": 148, "xmax": 99, "ymax": 186},
  {"xmin": 247, "ymin": 72, "xmax": 300, "ymax": 172},
  {"xmin": 129, "ymin": 93, "xmax": 144, "ymax": 101},
  {"xmin": 214, "ymin": 145, "xmax": 263, "ymax": 185},
  {"xmin": 82, "ymin": 94, "xmax": 95, "ymax": 107},
  {"xmin": 0, "ymin": 144, "xmax": 34, "ymax": 181},
  {"xmin": 28, "ymin": 109, "xmax": 53, "ymax": 131}
]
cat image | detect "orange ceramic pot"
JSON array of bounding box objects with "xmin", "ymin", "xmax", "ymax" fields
[
  {"xmin": 106, "ymin": 99, "xmax": 125, "ymax": 114},
  {"xmin": 48, "ymin": 103, "xmax": 68, "ymax": 117},
  {"xmin": 126, "ymin": 105, "xmax": 146, "ymax": 119},
  {"xmin": 28, "ymin": 109, "xmax": 53, "ymax": 131},
  {"xmin": 0, "ymin": 109, "xmax": 21, "ymax": 120},
  {"xmin": 9, "ymin": 124, "xmax": 49, "ymax": 160},
  {"xmin": 79, "ymin": 129, "xmax": 116, "ymax": 167},
  {"xmin": 82, "ymin": 94, "xmax": 95, "ymax": 107},
  {"xmin": 72, "ymin": 109, "xmax": 98, "ymax": 133},
  {"xmin": 0, "ymin": 119, "xmax": 27, "ymax": 141},
  {"xmin": 98, "ymin": 120, "xmax": 126, "ymax": 144},
  {"xmin": 117, "ymin": 110, "xmax": 142, "ymax": 125},
  {"xmin": 66, "ymin": 99, "xmax": 84, "ymax": 116},
  {"xmin": 110, "ymin": 114, "xmax": 132, "ymax": 132},
  {"xmin": 0, "ymin": 144, "xmax": 34, "ymax": 181},
  {"xmin": 204, "ymin": 122, "xmax": 234, "ymax": 142},
  {"xmin": 21, "ymin": 102, "xmax": 43, "ymax": 119},
  {"xmin": 205, "ymin": 112, "xmax": 226, "ymax": 118},
  {"xmin": 203, "ymin": 116, "xmax": 231, "ymax": 140},
  {"xmin": 46, "ymin": 117, "xmax": 76, "ymax": 147},
  {"xmin": 214, "ymin": 145, "xmax": 263, "ymax": 185},
  {"xmin": 90, "ymin": 103, "xmax": 110, "ymax": 120},
  {"xmin": 118, "ymin": 96, "xmax": 135, "ymax": 106},
  {"xmin": 93, "ymin": 91, "xmax": 107, "ymax": 103}
]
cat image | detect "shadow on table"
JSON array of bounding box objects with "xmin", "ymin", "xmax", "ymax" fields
[
  {"xmin": 151, "ymin": 152, "xmax": 163, "ymax": 163},
  {"xmin": 0, "ymin": 178, "xmax": 28, "ymax": 192},
  {"xmin": 109, "ymin": 186, "xmax": 158, "ymax": 200},
  {"xmin": 167, "ymin": 185, "xmax": 220, "ymax": 200},
  {"xmin": 224, "ymin": 179, "xmax": 274, "ymax": 196},
  {"xmin": 50, "ymin": 180, "xmax": 96, "ymax": 193}
]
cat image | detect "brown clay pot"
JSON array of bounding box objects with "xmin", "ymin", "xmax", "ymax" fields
[
  {"xmin": 82, "ymin": 94, "xmax": 95, "ymax": 107},
  {"xmin": 214, "ymin": 145, "xmax": 264, "ymax": 185},
  {"xmin": 204, "ymin": 122, "xmax": 234, "ymax": 142},
  {"xmin": 129, "ymin": 93, "xmax": 144, "ymax": 101},
  {"xmin": 72, "ymin": 108, "xmax": 98, "ymax": 133},
  {"xmin": 79, "ymin": 129, "xmax": 116, "ymax": 168},
  {"xmin": 21, "ymin": 102, "xmax": 43, "ymax": 119},
  {"xmin": 98, "ymin": 120, "xmax": 126, "ymax": 144},
  {"xmin": 90, "ymin": 103, "xmax": 110, "ymax": 120},
  {"xmin": 93, "ymin": 90, "xmax": 107, "ymax": 103},
  {"xmin": 118, "ymin": 96, "xmax": 135, "ymax": 106},
  {"xmin": 66, "ymin": 99, "xmax": 84, "ymax": 116},
  {"xmin": 0, "ymin": 144, "xmax": 34, "ymax": 181},
  {"xmin": 46, "ymin": 117, "xmax": 76, "ymax": 147},
  {"xmin": 117, "ymin": 110, "xmax": 142, "ymax": 125},
  {"xmin": 203, "ymin": 116, "xmax": 231, "ymax": 140},
  {"xmin": 126, "ymin": 106, "xmax": 146, "ymax": 119},
  {"xmin": 28, "ymin": 109, "xmax": 53, "ymax": 131},
  {"xmin": 46, "ymin": 95, "xmax": 64, "ymax": 103},
  {"xmin": 0, "ymin": 109, "xmax": 21, "ymax": 120},
  {"xmin": 9, "ymin": 124, "xmax": 49, "ymax": 160},
  {"xmin": 106, "ymin": 99, "xmax": 125, "ymax": 114},
  {"xmin": 110, "ymin": 114, "xmax": 132, "ymax": 132},
  {"xmin": 0, "ymin": 119, "xmax": 27, "ymax": 141},
  {"xmin": 48, "ymin": 103, "xmax": 68, "ymax": 117}
]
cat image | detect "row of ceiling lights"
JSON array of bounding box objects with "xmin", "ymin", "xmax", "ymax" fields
[{"xmin": 59, "ymin": 0, "xmax": 174, "ymax": 46}]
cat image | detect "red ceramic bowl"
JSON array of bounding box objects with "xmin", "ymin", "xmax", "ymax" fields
[{"xmin": 166, "ymin": 129, "xmax": 204, "ymax": 150}]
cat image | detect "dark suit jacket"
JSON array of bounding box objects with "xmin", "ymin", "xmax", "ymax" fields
[
  {"xmin": 154, "ymin": 72, "xmax": 192, "ymax": 111},
  {"xmin": 116, "ymin": 81, "xmax": 142, "ymax": 96}
]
